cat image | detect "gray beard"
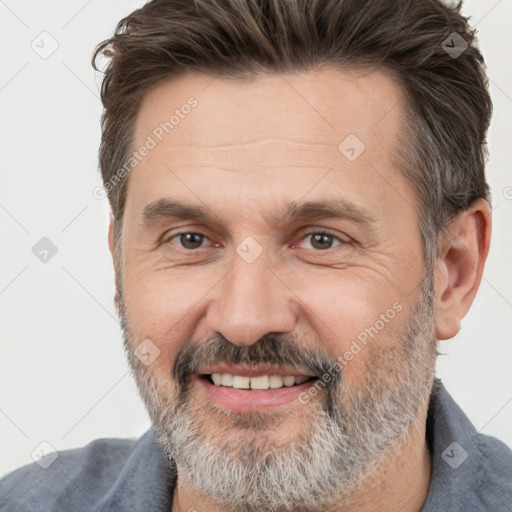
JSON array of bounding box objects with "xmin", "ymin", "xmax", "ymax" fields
[{"xmin": 120, "ymin": 273, "xmax": 436, "ymax": 512}]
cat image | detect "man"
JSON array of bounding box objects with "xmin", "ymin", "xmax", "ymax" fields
[{"xmin": 1, "ymin": 0, "xmax": 511, "ymax": 510}]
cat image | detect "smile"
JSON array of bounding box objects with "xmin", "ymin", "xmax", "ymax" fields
[
  {"xmin": 194, "ymin": 365, "xmax": 319, "ymax": 411},
  {"xmin": 208, "ymin": 373, "xmax": 313, "ymax": 389}
]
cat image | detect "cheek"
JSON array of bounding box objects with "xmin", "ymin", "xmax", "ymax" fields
[
  {"xmin": 123, "ymin": 256, "xmax": 409, "ymax": 387},
  {"xmin": 122, "ymin": 269, "xmax": 216, "ymax": 372},
  {"xmin": 294, "ymin": 274, "xmax": 404, "ymax": 385}
]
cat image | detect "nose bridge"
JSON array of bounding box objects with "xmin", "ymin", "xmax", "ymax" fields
[{"xmin": 206, "ymin": 246, "xmax": 296, "ymax": 346}]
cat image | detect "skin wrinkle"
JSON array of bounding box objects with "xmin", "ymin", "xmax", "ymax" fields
[
  {"xmin": 137, "ymin": 144, "xmax": 343, "ymax": 176},
  {"xmin": 128, "ymin": 176, "xmax": 407, "ymax": 285},
  {"xmin": 109, "ymin": 66, "xmax": 489, "ymax": 511},
  {"xmin": 118, "ymin": 270, "xmax": 436, "ymax": 512},
  {"xmin": 109, "ymin": 65, "xmax": 490, "ymax": 512},
  {"xmin": 90, "ymin": 2, "xmax": 494, "ymax": 508}
]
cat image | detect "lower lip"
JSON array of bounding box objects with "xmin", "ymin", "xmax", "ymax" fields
[{"xmin": 195, "ymin": 376, "xmax": 316, "ymax": 412}]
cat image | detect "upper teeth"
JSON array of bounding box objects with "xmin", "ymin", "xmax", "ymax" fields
[{"xmin": 210, "ymin": 373, "xmax": 309, "ymax": 389}]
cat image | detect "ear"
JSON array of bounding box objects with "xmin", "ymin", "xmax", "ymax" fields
[
  {"xmin": 433, "ymin": 198, "xmax": 492, "ymax": 340},
  {"xmin": 108, "ymin": 215, "xmax": 116, "ymax": 260},
  {"xmin": 108, "ymin": 215, "xmax": 121, "ymax": 314}
]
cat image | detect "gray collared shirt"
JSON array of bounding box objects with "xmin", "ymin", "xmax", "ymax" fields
[{"xmin": 1, "ymin": 378, "xmax": 511, "ymax": 511}]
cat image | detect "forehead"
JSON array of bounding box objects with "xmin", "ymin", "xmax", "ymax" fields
[
  {"xmin": 134, "ymin": 66, "xmax": 405, "ymax": 156},
  {"xmin": 127, "ymin": 67, "xmax": 415, "ymax": 229}
]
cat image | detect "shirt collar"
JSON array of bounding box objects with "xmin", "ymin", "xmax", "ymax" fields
[{"xmin": 101, "ymin": 378, "xmax": 510, "ymax": 511}]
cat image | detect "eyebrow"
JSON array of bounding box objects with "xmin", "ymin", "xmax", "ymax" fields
[{"xmin": 141, "ymin": 197, "xmax": 377, "ymax": 230}]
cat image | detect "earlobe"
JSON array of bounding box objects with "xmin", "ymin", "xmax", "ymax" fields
[
  {"xmin": 433, "ymin": 250, "xmax": 466, "ymax": 341},
  {"xmin": 434, "ymin": 257, "xmax": 456, "ymax": 340},
  {"xmin": 433, "ymin": 198, "xmax": 492, "ymax": 341},
  {"xmin": 435, "ymin": 311, "xmax": 461, "ymax": 340},
  {"xmin": 108, "ymin": 216, "xmax": 116, "ymax": 259}
]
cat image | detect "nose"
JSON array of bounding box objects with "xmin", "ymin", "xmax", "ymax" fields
[{"xmin": 205, "ymin": 251, "xmax": 297, "ymax": 347}]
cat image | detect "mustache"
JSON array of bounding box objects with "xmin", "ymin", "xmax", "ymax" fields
[{"xmin": 172, "ymin": 333, "xmax": 343, "ymax": 395}]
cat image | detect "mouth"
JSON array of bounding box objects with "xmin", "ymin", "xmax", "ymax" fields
[
  {"xmin": 194, "ymin": 365, "xmax": 319, "ymax": 411},
  {"xmin": 204, "ymin": 373, "xmax": 316, "ymax": 389}
]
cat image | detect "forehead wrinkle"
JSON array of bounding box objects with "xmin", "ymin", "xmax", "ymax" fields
[
  {"xmin": 172, "ymin": 164, "xmax": 333, "ymax": 173},
  {"xmin": 167, "ymin": 137, "xmax": 333, "ymax": 150},
  {"xmin": 151, "ymin": 139, "xmax": 344, "ymax": 173}
]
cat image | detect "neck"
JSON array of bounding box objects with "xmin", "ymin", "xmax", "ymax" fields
[
  {"xmin": 171, "ymin": 406, "xmax": 432, "ymax": 512},
  {"xmin": 334, "ymin": 413, "xmax": 432, "ymax": 512}
]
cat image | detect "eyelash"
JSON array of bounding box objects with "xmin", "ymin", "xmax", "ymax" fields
[
  {"xmin": 293, "ymin": 229, "xmax": 349, "ymax": 249},
  {"xmin": 163, "ymin": 229, "xmax": 348, "ymax": 252}
]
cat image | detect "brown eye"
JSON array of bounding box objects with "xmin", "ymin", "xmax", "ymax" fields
[
  {"xmin": 168, "ymin": 232, "xmax": 208, "ymax": 250},
  {"xmin": 298, "ymin": 231, "xmax": 345, "ymax": 251}
]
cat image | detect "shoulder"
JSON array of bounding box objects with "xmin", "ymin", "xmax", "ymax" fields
[
  {"xmin": 472, "ymin": 431, "xmax": 512, "ymax": 508},
  {"xmin": 0, "ymin": 436, "xmax": 139, "ymax": 512},
  {"xmin": 425, "ymin": 379, "xmax": 512, "ymax": 511}
]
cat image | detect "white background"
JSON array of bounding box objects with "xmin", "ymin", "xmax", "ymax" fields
[{"xmin": 0, "ymin": 0, "xmax": 511, "ymax": 478}]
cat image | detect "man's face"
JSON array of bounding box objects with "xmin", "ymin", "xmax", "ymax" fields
[{"xmin": 114, "ymin": 68, "xmax": 437, "ymax": 511}]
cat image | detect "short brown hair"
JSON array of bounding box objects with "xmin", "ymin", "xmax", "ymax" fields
[{"xmin": 93, "ymin": 0, "xmax": 492, "ymax": 269}]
